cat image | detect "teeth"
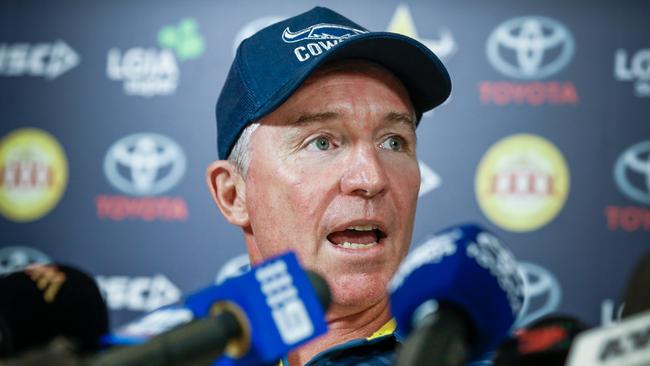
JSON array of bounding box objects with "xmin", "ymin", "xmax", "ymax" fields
[
  {"xmin": 337, "ymin": 241, "xmax": 377, "ymax": 249},
  {"xmin": 346, "ymin": 225, "xmax": 378, "ymax": 231}
]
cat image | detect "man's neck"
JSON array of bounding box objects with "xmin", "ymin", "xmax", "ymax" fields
[{"xmin": 286, "ymin": 297, "xmax": 393, "ymax": 366}]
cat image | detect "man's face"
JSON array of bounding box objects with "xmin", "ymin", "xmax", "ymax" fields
[{"xmin": 242, "ymin": 60, "xmax": 420, "ymax": 309}]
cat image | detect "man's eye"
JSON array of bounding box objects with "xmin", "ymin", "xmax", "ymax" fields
[
  {"xmin": 306, "ymin": 136, "xmax": 332, "ymax": 151},
  {"xmin": 380, "ymin": 136, "xmax": 405, "ymax": 151}
]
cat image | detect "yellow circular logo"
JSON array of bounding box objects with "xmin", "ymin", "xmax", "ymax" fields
[
  {"xmin": 0, "ymin": 128, "xmax": 68, "ymax": 222},
  {"xmin": 475, "ymin": 134, "xmax": 569, "ymax": 232}
]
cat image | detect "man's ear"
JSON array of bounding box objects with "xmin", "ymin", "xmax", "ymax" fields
[{"xmin": 206, "ymin": 160, "xmax": 249, "ymax": 227}]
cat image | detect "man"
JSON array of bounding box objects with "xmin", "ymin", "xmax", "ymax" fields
[{"xmin": 207, "ymin": 7, "xmax": 450, "ymax": 366}]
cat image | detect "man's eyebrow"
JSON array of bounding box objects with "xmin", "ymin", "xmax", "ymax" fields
[
  {"xmin": 292, "ymin": 111, "xmax": 340, "ymax": 125},
  {"xmin": 384, "ymin": 111, "xmax": 416, "ymax": 130}
]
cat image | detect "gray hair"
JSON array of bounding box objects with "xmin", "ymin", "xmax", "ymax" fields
[{"xmin": 227, "ymin": 122, "xmax": 259, "ymax": 177}]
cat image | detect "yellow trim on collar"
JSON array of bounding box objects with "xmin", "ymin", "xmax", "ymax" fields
[
  {"xmin": 366, "ymin": 319, "xmax": 396, "ymax": 340},
  {"xmin": 277, "ymin": 319, "xmax": 397, "ymax": 366}
]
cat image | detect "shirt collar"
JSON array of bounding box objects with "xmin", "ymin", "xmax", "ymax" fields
[{"xmin": 279, "ymin": 319, "xmax": 399, "ymax": 366}]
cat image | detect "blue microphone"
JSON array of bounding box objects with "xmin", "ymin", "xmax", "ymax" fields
[
  {"xmin": 94, "ymin": 251, "xmax": 330, "ymax": 366},
  {"xmin": 389, "ymin": 223, "xmax": 525, "ymax": 366}
]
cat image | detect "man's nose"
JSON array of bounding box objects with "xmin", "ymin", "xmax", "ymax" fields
[{"xmin": 339, "ymin": 144, "xmax": 389, "ymax": 198}]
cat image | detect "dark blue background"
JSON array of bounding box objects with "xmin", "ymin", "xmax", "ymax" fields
[{"xmin": 1, "ymin": 0, "xmax": 648, "ymax": 330}]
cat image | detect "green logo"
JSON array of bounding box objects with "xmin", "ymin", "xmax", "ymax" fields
[{"xmin": 158, "ymin": 18, "xmax": 205, "ymax": 61}]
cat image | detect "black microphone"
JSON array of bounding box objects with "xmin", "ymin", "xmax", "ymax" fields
[
  {"xmin": 0, "ymin": 264, "xmax": 109, "ymax": 359},
  {"xmin": 565, "ymin": 251, "xmax": 650, "ymax": 366},
  {"xmin": 492, "ymin": 315, "xmax": 589, "ymax": 366},
  {"xmin": 0, "ymin": 337, "xmax": 80, "ymax": 366},
  {"xmin": 621, "ymin": 252, "xmax": 650, "ymax": 319},
  {"xmin": 90, "ymin": 314, "xmax": 243, "ymax": 366}
]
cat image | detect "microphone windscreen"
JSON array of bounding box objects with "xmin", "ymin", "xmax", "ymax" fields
[
  {"xmin": 0, "ymin": 264, "xmax": 109, "ymax": 358},
  {"xmin": 389, "ymin": 223, "xmax": 525, "ymax": 359}
]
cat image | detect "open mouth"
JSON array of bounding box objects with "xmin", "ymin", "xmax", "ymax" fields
[{"xmin": 326, "ymin": 225, "xmax": 387, "ymax": 249}]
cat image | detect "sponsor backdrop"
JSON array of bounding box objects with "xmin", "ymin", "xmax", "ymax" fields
[{"xmin": 1, "ymin": 0, "xmax": 649, "ymax": 334}]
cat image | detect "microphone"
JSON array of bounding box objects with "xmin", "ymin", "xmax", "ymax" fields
[
  {"xmin": 621, "ymin": 252, "xmax": 650, "ymax": 318},
  {"xmin": 492, "ymin": 315, "xmax": 589, "ymax": 365},
  {"xmin": 0, "ymin": 337, "xmax": 80, "ymax": 366},
  {"xmin": 91, "ymin": 251, "xmax": 330, "ymax": 366},
  {"xmin": 566, "ymin": 308, "xmax": 650, "ymax": 366},
  {"xmin": 565, "ymin": 251, "xmax": 650, "ymax": 366},
  {"xmin": 388, "ymin": 223, "xmax": 525, "ymax": 366},
  {"xmin": 0, "ymin": 264, "xmax": 109, "ymax": 359}
]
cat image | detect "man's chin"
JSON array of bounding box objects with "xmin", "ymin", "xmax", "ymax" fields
[{"xmin": 326, "ymin": 272, "xmax": 391, "ymax": 310}]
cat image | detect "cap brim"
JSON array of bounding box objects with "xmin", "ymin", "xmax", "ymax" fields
[{"xmin": 253, "ymin": 31, "xmax": 452, "ymax": 123}]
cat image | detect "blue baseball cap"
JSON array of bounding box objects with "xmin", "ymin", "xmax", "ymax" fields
[{"xmin": 216, "ymin": 6, "xmax": 451, "ymax": 160}]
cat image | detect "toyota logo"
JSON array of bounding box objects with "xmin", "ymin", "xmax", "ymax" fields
[
  {"xmin": 614, "ymin": 140, "xmax": 650, "ymax": 205},
  {"xmin": 487, "ymin": 16, "xmax": 575, "ymax": 80},
  {"xmin": 104, "ymin": 133, "xmax": 186, "ymax": 196},
  {"xmin": 515, "ymin": 261, "xmax": 562, "ymax": 327}
]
